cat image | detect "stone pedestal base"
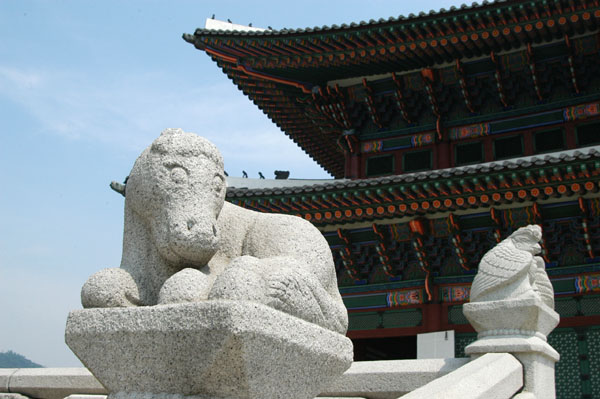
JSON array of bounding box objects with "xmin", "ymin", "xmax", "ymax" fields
[
  {"xmin": 65, "ymin": 301, "xmax": 353, "ymax": 399},
  {"xmin": 463, "ymin": 297, "xmax": 559, "ymax": 338},
  {"xmin": 466, "ymin": 337, "xmax": 559, "ymax": 399},
  {"xmin": 464, "ymin": 298, "xmax": 560, "ymax": 399}
]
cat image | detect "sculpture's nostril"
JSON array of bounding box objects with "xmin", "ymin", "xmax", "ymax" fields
[{"xmin": 213, "ymin": 225, "xmax": 218, "ymax": 236}]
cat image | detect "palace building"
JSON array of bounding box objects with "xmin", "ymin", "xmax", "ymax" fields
[{"xmin": 184, "ymin": 1, "xmax": 600, "ymax": 397}]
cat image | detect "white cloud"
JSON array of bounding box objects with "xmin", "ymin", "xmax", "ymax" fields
[
  {"xmin": 0, "ymin": 63, "xmax": 330, "ymax": 177},
  {"xmin": 0, "ymin": 66, "xmax": 43, "ymax": 89}
]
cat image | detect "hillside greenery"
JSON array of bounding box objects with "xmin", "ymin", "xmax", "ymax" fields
[{"xmin": 0, "ymin": 350, "xmax": 43, "ymax": 368}]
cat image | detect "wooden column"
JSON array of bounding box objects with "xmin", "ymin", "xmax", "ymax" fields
[
  {"xmin": 423, "ymin": 303, "xmax": 443, "ymax": 333},
  {"xmin": 565, "ymin": 123, "xmax": 577, "ymax": 149},
  {"xmin": 436, "ymin": 140, "xmax": 451, "ymax": 169},
  {"xmin": 345, "ymin": 152, "xmax": 362, "ymax": 179},
  {"xmin": 523, "ymin": 131, "xmax": 534, "ymax": 155}
]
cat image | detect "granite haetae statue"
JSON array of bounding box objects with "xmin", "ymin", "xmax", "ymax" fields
[
  {"xmin": 470, "ymin": 224, "xmax": 554, "ymax": 308},
  {"xmin": 463, "ymin": 224, "xmax": 560, "ymax": 399},
  {"xmin": 80, "ymin": 128, "xmax": 348, "ymax": 334}
]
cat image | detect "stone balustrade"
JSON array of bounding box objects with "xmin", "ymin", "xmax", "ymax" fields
[
  {"xmin": 1, "ymin": 356, "xmax": 523, "ymax": 399},
  {"xmin": 0, "ymin": 368, "xmax": 105, "ymax": 399},
  {"xmin": 2, "ymin": 218, "xmax": 556, "ymax": 398},
  {"xmin": 400, "ymin": 353, "xmax": 523, "ymax": 399}
]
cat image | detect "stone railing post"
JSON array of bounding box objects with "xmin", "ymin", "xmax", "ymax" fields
[{"xmin": 463, "ymin": 225, "xmax": 560, "ymax": 399}]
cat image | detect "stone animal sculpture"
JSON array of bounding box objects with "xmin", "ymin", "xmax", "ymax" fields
[
  {"xmin": 470, "ymin": 224, "xmax": 554, "ymax": 307},
  {"xmin": 81, "ymin": 128, "xmax": 348, "ymax": 334}
]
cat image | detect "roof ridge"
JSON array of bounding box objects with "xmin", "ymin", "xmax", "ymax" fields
[
  {"xmin": 226, "ymin": 146, "xmax": 600, "ymax": 195},
  {"xmin": 186, "ymin": 0, "xmax": 517, "ymax": 38}
]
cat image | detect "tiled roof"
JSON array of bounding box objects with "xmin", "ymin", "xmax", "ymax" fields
[
  {"xmin": 227, "ymin": 147, "xmax": 600, "ymax": 195},
  {"xmin": 226, "ymin": 147, "xmax": 600, "ymax": 225},
  {"xmin": 186, "ymin": 0, "xmax": 600, "ymax": 177},
  {"xmin": 186, "ymin": 0, "xmax": 509, "ymax": 37}
]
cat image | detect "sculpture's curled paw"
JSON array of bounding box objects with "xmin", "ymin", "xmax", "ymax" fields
[
  {"xmin": 267, "ymin": 270, "xmax": 303, "ymax": 301},
  {"xmin": 208, "ymin": 256, "xmax": 327, "ymax": 327},
  {"xmin": 158, "ymin": 268, "xmax": 211, "ymax": 304},
  {"xmin": 267, "ymin": 270, "xmax": 309, "ymax": 305},
  {"xmin": 81, "ymin": 268, "xmax": 141, "ymax": 308},
  {"xmin": 265, "ymin": 266, "xmax": 324, "ymax": 326}
]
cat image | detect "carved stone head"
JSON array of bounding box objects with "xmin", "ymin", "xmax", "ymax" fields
[
  {"xmin": 509, "ymin": 224, "xmax": 542, "ymax": 255},
  {"xmin": 125, "ymin": 128, "xmax": 226, "ymax": 267}
]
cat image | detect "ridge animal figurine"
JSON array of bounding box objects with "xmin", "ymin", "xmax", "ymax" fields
[
  {"xmin": 81, "ymin": 128, "xmax": 348, "ymax": 334},
  {"xmin": 470, "ymin": 224, "xmax": 554, "ymax": 308}
]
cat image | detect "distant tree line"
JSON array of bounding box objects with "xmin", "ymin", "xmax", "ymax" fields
[{"xmin": 0, "ymin": 350, "xmax": 43, "ymax": 368}]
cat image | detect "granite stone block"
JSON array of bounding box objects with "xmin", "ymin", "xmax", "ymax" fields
[{"xmin": 66, "ymin": 301, "xmax": 353, "ymax": 399}]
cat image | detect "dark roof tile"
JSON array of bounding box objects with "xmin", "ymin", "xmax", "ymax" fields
[
  {"xmin": 226, "ymin": 148, "xmax": 600, "ymax": 197},
  {"xmin": 187, "ymin": 0, "xmax": 517, "ymax": 38}
]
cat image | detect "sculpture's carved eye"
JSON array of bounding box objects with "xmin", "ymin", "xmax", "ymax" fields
[
  {"xmin": 169, "ymin": 167, "xmax": 188, "ymax": 185},
  {"xmin": 213, "ymin": 174, "xmax": 225, "ymax": 196}
]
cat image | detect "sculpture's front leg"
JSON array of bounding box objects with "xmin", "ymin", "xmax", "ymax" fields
[
  {"xmin": 207, "ymin": 256, "xmax": 269, "ymax": 303},
  {"xmin": 81, "ymin": 268, "xmax": 141, "ymax": 308},
  {"xmin": 157, "ymin": 267, "xmax": 212, "ymax": 304}
]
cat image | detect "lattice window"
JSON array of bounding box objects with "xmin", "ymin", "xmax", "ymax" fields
[
  {"xmin": 348, "ymin": 312, "xmax": 381, "ymax": 331},
  {"xmin": 454, "ymin": 333, "xmax": 477, "ymax": 358},
  {"xmin": 587, "ymin": 328, "xmax": 600, "ymax": 399},
  {"xmin": 580, "ymin": 296, "xmax": 600, "ymax": 316},
  {"xmin": 548, "ymin": 329, "xmax": 582, "ymax": 399},
  {"xmin": 555, "ymin": 297, "xmax": 579, "ymax": 318},
  {"xmin": 382, "ymin": 309, "xmax": 422, "ymax": 328},
  {"xmin": 447, "ymin": 305, "xmax": 469, "ymax": 325}
]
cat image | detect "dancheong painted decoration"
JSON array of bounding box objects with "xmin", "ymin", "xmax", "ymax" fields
[{"xmin": 187, "ymin": 1, "xmax": 600, "ymax": 396}]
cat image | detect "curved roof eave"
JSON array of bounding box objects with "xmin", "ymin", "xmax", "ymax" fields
[{"xmin": 186, "ymin": 0, "xmax": 510, "ymax": 38}]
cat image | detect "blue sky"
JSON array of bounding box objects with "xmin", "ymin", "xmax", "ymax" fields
[{"xmin": 0, "ymin": 0, "xmax": 462, "ymax": 366}]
